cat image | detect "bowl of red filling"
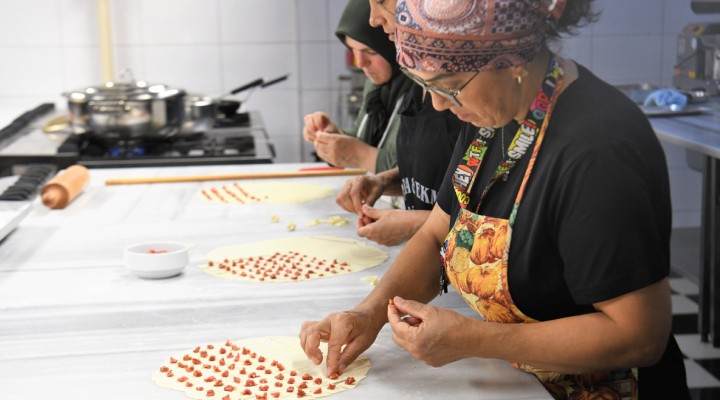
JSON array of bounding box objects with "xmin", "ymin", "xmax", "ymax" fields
[{"xmin": 124, "ymin": 241, "xmax": 190, "ymax": 279}]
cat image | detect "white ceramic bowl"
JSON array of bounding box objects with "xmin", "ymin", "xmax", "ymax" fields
[{"xmin": 123, "ymin": 241, "xmax": 190, "ymax": 279}]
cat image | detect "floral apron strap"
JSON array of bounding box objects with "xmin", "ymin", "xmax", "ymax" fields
[
  {"xmin": 451, "ymin": 56, "xmax": 562, "ymax": 213},
  {"xmin": 441, "ymin": 56, "xmax": 562, "ymax": 294}
]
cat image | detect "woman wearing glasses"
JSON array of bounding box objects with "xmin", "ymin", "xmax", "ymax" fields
[
  {"xmin": 335, "ymin": 0, "xmax": 467, "ymax": 246},
  {"xmin": 302, "ymin": 0, "xmax": 413, "ymax": 174},
  {"xmin": 301, "ymin": 0, "xmax": 690, "ymax": 398}
]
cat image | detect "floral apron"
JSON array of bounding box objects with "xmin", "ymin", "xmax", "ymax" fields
[{"xmin": 439, "ymin": 57, "xmax": 638, "ymax": 400}]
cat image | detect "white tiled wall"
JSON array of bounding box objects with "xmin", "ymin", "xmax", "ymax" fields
[{"xmin": 0, "ymin": 0, "xmax": 713, "ymax": 226}]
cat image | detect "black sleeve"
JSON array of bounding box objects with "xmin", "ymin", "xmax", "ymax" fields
[{"xmin": 551, "ymin": 133, "xmax": 671, "ymax": 304}]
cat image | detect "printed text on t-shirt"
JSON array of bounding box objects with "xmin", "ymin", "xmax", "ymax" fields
[{"xmin": 402, "ymin": 177, "xmax": 437, "ymax": 206}]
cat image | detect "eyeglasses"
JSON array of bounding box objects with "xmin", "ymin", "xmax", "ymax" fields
[{"xmin": 400, "ymin": 67, "xmax": 479, "ymax": 107}]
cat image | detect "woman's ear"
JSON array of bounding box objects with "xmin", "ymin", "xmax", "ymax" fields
[{"xmin": 510, "ymin": 65, "xmax": 529, "ymax": 84}]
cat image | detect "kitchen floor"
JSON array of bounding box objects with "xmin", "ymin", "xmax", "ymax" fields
[{"xmin": 669, "ymin": 225, "xmax": 720, "ymax": 399}]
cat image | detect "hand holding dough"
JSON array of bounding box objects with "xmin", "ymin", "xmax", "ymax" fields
[
  {"xmin": 356, "ymin": 206, "xmax": 428, "ymax": 247},
  {"xmin": 388, "ymin": 296, "xmax": 474, "ymax": 368},
  {"xmin": 300, "ymin": 310, "xmax": 382, "ymax": 378},
  {"xmin": 314, "ymin": 132, "xmax": 378, "ymax": 171},
  {"xmin": 336, "ymin": 175, "xmax": 386, "ymax": 216},
  {"xmin": 303, "ymin": 111, "xmax": 340, "ymax": 142}
]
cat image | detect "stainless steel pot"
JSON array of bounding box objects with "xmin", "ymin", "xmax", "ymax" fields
[
  {"xmin": 181, "ymin": 78, "xmax": 272, "ymax": 133},
  {"xmin": 182, "ymin": 94, "xmax": 215, "ymax": 134},
  {"xmin": 64, "ymin": 81, "xmax": 186, "ymax": 139},
  {"xmin": 180, "ymin": 75, "xmax": 290, "ymax": 134}
]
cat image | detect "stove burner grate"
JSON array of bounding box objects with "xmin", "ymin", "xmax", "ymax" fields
[{"xmin": 58, "ymin": 131, "xmax": 255, "ymax": 161}]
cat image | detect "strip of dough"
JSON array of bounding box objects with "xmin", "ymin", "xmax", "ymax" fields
[{"xmin": 200, "ymin": 182, "xmax": 333, "ymax": 205}]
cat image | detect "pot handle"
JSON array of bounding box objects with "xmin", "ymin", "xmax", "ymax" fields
[
  {"xmin": 228, "ymin": 78, "xmax": 264, "ymax": 95},
  {"xmin": 261, "ymin": 74, "xmax": 289, "ymax": 88}
]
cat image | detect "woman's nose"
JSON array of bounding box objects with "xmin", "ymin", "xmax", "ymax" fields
[
  {"xmin": 430, "ymin": 92, "xmax": 452, "ymax": 112},
  {"xmin": 369, "ymin": 14, "xmax": 385, "ymax": 28}
]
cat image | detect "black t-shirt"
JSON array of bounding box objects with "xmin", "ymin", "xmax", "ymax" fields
[
  {"xmin": 397, "ymin": 85, "xmax": 465, "ymax": 211},
  {"xmin": 437, "ymin": 65, "xmax": 689, "ymax": 398}
]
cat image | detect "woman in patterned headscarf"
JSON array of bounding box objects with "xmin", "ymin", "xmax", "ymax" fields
[
  {"xmin": 301, "ymin": 1, "xmax": 690, "ymax": 398},
  {"xmin": 335, "ymin": 0, "xmax": 469, "ymax": 247},
  {"xmin": 302, "ymin": 0, "xmax": 413, "ymax": 173}
]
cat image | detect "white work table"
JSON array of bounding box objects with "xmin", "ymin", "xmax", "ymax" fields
[{"xmin": 0, "ymin": 163, "xmax": 551, "ymax": 400}]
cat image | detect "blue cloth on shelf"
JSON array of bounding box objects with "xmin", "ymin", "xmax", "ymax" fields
[{"xmin": 643, "ymin": 89, "xmax": 688, "ymax": 108}]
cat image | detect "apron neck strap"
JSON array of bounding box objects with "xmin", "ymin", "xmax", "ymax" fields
[{"xmin": 452, "ymin": 56, "xmax": 564, "ymax": 211}]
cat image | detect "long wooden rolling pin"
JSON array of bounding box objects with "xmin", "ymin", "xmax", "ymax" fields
[{"xmin": 105, "ymin": 168, "xmax": 367, "ymax": 185}]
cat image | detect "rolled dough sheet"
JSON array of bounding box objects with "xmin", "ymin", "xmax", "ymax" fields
[
  {"xmin": 200, "ymin": 182, "xmax": 333, "ymax": 205},
  {"xmin": 153, "ymin": 336, "xmax": 370, "ymax": 399},
  {"xmin": 199, "ymin": 236, "xmax": 388, "ymax": 283}
]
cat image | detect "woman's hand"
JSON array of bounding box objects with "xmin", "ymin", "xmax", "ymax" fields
[
  {"xmin": 356, "ymin": 206, "xmax": 429, "ymax": 246},
  {"xmin": 302, "ymin": 112, "xmax": 340, "ymax": 142},
  {"xmin": 387, "ymin": 296, "xmax": 473, "ymax": 367},
  {"xmin": 336, "ymin": 175, "xmax": 386, "ymax": 216},
  {"xmin": 386, "ymin": 279, "xmax": 674, "ymax": 374},
  {"xmin": 300, "ymin": 310, "xmax": 384, "ymax": 377},
  {"xmin": 314, "ymin": 132, "xmax": 378, "ymax": 171},
  {"xmin": 300, "ymin": 206, "xmax": 450, "ymax": 376}
]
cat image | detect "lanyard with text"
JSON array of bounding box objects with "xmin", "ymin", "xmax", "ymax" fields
[{"xmin": 452, "ymin": 56, "xmax": 562, "ymax": 210}]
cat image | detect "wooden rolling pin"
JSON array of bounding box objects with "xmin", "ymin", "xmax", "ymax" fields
[
  {"xmin": 104, "ymin": 168, "xmax": 367, "ymax": 186},
  {"xmin": 41, "ymin": 165, "xmax": 90, "ymax": 209}
]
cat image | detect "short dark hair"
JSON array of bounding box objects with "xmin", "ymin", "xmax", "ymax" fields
[{"xmin": 547, "ymin": 0, "xmax": 601, "ymax": 39}]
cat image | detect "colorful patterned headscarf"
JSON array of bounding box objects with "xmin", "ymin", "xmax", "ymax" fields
[{"xmin": 395, "ymin": 0, "xmax": 566, "ymax": 72}]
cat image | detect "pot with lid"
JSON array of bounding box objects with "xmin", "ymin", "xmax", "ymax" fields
[{"xmin": 64, "ymin": 80, "xmax": 186, "ymax": 139}]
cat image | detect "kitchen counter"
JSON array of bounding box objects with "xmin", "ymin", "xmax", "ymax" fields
[
  {"xmin": 0, "ymin": 163, "xmax": 551, "ymax": 399},
  {"xmin": 650, "ymin": 101, "xmax": 720, "ymax": 347},
  {"xmin": 651, "ymin": 101, "xmax": 720, "ymax": 158}
]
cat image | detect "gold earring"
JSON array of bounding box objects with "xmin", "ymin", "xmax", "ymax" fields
[{"xmin": 516, "ymin": 75, "xmax": 522, "ymax": 84}]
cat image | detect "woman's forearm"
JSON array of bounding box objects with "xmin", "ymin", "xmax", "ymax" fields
[
  {"xmin": 354, "ymin": 205, "xmax": 449, "ymax": 325},
  {"xmin": 464, "ymin": 278, "xmax": 672, "ymax": 373},
  {"xmin": 356, "ymin": 144, "xmax": 379, "ymax": 173},
  {"xmin": 374, "ymin": 167, "xmax": 403, "ymax": 196}
]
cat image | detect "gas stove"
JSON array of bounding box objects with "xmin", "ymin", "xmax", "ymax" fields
[{"xmin": 0, "ymin": 104, "xmax": 275, "ymax": 175}]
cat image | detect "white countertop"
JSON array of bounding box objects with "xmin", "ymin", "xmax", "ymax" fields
[{"xmin": 0, "ymin": 163, "xmax": 551, "ymax": 400}]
